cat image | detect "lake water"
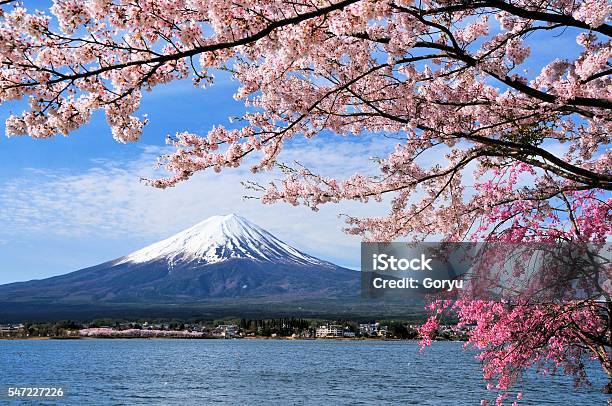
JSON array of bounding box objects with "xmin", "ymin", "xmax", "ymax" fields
[{"xmin": 0, "ymin": 339, "xmax": 609, "ymax": 405}]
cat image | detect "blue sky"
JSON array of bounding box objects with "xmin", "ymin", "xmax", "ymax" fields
[
  {"xmin": 0, "ymin": 72, "xmax": 391, "ymax": 284},
  {"xmin": 0, "ymin": 5, "xmax": 587, "ymax": 284}
]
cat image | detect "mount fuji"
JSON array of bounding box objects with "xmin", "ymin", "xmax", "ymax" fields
[
  {"xmin": 116, "ymin": 214, "xmax": 333, "ymax": 268},
  {"xmin": 0, "ymin": 215, "xmax": 360, "ymax": 308}
]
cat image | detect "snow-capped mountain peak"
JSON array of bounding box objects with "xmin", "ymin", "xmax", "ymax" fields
[{"xmin": 118, "ymin": 214, "xmax": 326, "ymax": 266}]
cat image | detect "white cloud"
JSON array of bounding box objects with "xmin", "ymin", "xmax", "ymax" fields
[{"xmin": 0, "ymin": 137, "xmax": 392, "ymax": 267}]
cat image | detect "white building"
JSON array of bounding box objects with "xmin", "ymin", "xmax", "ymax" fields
[
  {"xmin": 316, "ymin": 324, "xmax": 343, "ymax": 338},
  {"xmin": 214, "ymin": 324, "xmax": 238, "ymax": 338},
  {"xmin": 0, "ymin": 324, "xmax": 24, "ymax": 337},
  {"xmin": 359, "ymin": 323, "xmax": 378, "ymax": 336},
  {"xmin": 359, "ymin": 323, "xmax": 388, "ymax": 337},
  {"xmin": 343, "ymin": 330, "xmax": 356, "ymax": 338}
]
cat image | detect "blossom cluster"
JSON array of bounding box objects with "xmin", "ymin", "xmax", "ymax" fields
[{"xmin": 78, "ymin": 328, "xmax": 205, "ymax": 338}]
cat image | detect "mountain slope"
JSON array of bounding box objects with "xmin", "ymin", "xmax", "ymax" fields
[
  {"xmin": 0, "ymin": 215, "xmax": 359, "ymax": 305},
  {"xmin": 116, "ymin": 214, "xmax": 331, "ymax": 267}
]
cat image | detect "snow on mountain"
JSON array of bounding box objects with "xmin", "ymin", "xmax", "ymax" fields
[{"xmin": 117, "ymin": 214, "xmax": 327, "ymax": 267}]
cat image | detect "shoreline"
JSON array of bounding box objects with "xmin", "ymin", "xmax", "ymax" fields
[{"xmin": 0, "ymin": 336, "xmax": 466, "ymax": 342}]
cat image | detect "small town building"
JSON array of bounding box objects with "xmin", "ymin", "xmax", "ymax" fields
[
  {"xmin": 316, "ymin": 324, "xmax": 343, "ymax": 338},
  {"xmin": 359, "ymin": 322, "xmax": 388, "ymax": 337},
  {"xmin": 213, "ymin": 324, "xmax": 238, "ymax": 338}
]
